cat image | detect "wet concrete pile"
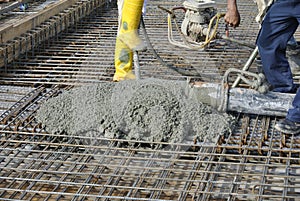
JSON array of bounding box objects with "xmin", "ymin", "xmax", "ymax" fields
[{"xmin": 36, "ymin": 79, "xmax": 236, "ymax": 145}]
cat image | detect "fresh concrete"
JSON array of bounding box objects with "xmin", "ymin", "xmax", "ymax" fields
[{"xmin": 36, "ymin": 79, "xmax": 235, "ymax": 145}]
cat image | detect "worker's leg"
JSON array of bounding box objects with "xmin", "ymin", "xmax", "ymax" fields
[
  {"xmin": 256, "ymin": 0, "xmax": 299, "ymax": 93},
  {"xmin": 113, "ymin": 0, "xmax": 145, "ymax": 81},
  {"xmin": 273, "ymin": 0, "xmax": 300, "ymax": 134},
  {"xmin": 285, "ymin": 3, "xmax": 300, "ymax": 122},
  {"xmin": 287, "ymin": 90, "xmax": 300, "ymax": 122},
  {"xmin": 113, "ymin": 39, "xmax": 135, "ymax": 81},
  {"xmin": 117, "ymin": 0, "xmax": 146, "ymax": 51},
  {"xmin": 276, "ymin": 89, "xmax": 300, "ymax": 134}
]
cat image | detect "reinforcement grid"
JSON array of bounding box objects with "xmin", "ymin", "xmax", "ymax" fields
[
  {"xmin": 0, "ymin": 0, "xmax": 300, "ymax": 200},
  {"xmin": 0, "ymin": 0, "xmax": 51, "ymax": 23},
  {"xmin": 0, "ymin": 0, "xmax": 265, "ymax": 85}
]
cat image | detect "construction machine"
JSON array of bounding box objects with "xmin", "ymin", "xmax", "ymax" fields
[
  {"xmin": 159, "ymin": 0, "xmax": 255, "ymax": 49},
  {"xmin": 153, "ymin": 0, "xmax": 300, "ymax": 117}
]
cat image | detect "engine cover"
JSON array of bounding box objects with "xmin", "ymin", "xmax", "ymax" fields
[{"xmin": 181, "ymin": 0, "xmax": 217, "ymax": 42}]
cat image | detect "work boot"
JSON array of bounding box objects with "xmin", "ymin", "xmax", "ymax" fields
[
  {"xmin": 113, "ymin": 69, "xmax": 136, "ymax": 82},
  {"xmin": 118, "ymin": 0, "xmax": 146, "ymax": 51},
  {"xmin": 113, "ymin": 0, "xmax": 146, "ymax": 81},
  {"xmin": 269, "ymin": 83, "xmax": 300, "ymax": 94},
  {"xmin": 275, "ymin": 119, "xmax": 300, "ymax": 135},
  {"xmin": 113, "ymin": 38, "xmax": 136, "ymax": 82}
]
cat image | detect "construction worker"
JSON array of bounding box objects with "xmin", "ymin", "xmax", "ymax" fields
[
  {"xmin": 256, "ymin": 0, "xmax": 300, "ymax": 134},
  {"xmin": 113, "ymin": 0, "xmax": 147, "ymax": 82},
  {"xmin": 113, "ymin": 0, "xmax": 243, "ymax": 81},
  {"xmin": 254, "ymin": 0, "xmax": 298, "ymax": 48},
  {"xmin": 226, "ymin": 0, "xmax": 300, "ymax": 134}
]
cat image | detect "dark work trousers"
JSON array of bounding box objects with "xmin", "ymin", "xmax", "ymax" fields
[{"xmin": 257, "ymin": 0, "xmax": 300, "ymax": 122}]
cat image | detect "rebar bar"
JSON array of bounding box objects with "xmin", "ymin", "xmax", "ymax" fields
[{"xmin": 0, "ymin": 0, "xmax": 299, "ymax": 200}]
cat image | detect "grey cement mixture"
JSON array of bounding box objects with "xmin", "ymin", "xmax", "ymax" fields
[{"xmin": 36, "ymin": 79, "xmax": 236, "ymax": 145}]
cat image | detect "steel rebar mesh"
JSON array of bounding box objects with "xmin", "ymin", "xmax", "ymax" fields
[
  {"xmin": 0, "ymin": 0, "xmax": 300, "ymax": 200},
  {"xmin": 1, "ymin": 120, "xmax": 300, "ymax": 200},
  {"xmin": 0, "ymin": 0, "xmax": 263, "ymax": 86}
]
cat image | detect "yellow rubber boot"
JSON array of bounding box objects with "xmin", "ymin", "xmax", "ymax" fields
[
  {"xmin": 113, "ymin": 38, "xmax": 135, "ymax": 81},
  {"xmin": 118, "ymin": 0, "xmax": 146, "ymax": 51},
  {"xmin": 113, "ymin": 0, "xmax": 146, "ymax": 81}
]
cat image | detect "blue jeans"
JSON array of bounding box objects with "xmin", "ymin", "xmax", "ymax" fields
[{"xmin": 257, "ymin": 0, "xmax": 300, "ymax": 122}]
